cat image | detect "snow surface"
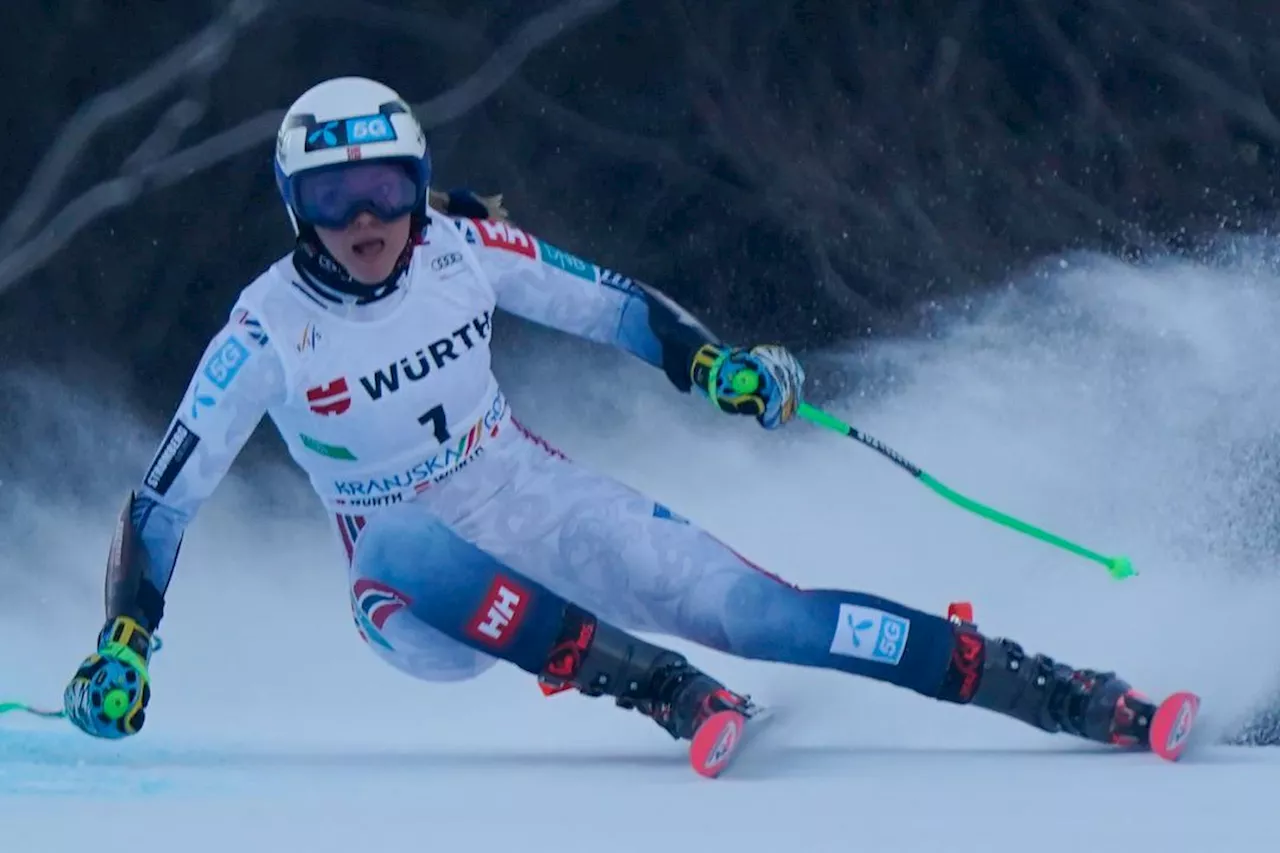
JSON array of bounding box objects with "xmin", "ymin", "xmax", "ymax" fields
[{"xmin": 5, "ymin": 248, "xmax": 1280, "ymax": 851}]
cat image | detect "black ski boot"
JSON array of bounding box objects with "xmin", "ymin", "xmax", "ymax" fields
[
  {"xmin": 944, "ymin": 625, "xmax": 1156, "ymax": 747},
  {"xmin": 537, "ymin": 605, "xmax": 753, "ymax": 740}
]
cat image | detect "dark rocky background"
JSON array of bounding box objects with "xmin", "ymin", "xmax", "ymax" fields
[{"xmin": 4, "ymin": 0, "xmax": 1280, "ymax": 412}]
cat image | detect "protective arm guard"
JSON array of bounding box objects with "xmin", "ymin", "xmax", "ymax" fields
[
  {"xmin": 105, "ymin": 491, "xmax": 176, "ymax": 633},
  {"xmin": 635, "ymin": 282, "xmax": 722, "ymax": 394},
  {"xmin": 63, "ymin": 492, "xmax": 173, "ymax": 740}
]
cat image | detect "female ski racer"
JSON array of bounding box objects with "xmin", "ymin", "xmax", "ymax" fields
[{"xmin": 63, "ymin": 76, "xmax": 1190, "ymax": 772}]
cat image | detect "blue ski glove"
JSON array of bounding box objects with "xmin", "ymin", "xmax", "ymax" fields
[
  {"xmin": 64, "ymin": 616, "xmax": 154, "ymax": 739},
  {"xmin": 690, "ymin": 343, "xmax": 806, "ymax": 429}
]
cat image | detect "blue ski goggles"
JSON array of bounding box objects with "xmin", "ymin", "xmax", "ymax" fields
[{"xmin": 288, "ymin": 160, "xmax": 425, "ymax": 229}]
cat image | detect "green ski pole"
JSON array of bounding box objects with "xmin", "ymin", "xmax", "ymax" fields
[
  {"xmin": 0, "ymin": 701, "xmax": 65, "ymax": 719},
  {"xmin": 795, "ymin": 402, "xmax": 1134, "ymax": 579},
  {"xmin": 709, "ymin": 358, "xmax": 1134, "ymax": 580}
]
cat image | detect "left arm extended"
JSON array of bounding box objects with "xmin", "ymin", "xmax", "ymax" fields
[{"xmin": 452, "ymin": 217, "xmax": 720, "ymax": 393}]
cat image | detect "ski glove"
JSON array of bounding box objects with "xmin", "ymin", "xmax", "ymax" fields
[
  {"xmin": 690, "ymin": 343, "xmax": 806, "ymax": 429},
  {"xmin": 64, "ymin": 615, "xmax": 154, "ymax": 739}
]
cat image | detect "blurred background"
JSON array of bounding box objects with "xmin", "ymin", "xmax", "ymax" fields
[
  {"xmin": 5, "ymin": 0, "xmax": 1280, "ymax": 407},
  {"xmin": 4, "ymin": 0, "xmax": 1280, "ymax": 750}
]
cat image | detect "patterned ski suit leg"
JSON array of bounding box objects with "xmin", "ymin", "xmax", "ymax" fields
[
  {"xmin": 340, "ymin": 422, "xmax": 959, "ymax": 699},
  {"xmin": 337, "ymin": 512, "xmax": 501, "ymax": 682}
]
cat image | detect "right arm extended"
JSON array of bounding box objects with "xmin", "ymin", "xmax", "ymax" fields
[
  {"xmin": 65, "ymin": 308, "xmax": 285, "ymax": 739},
  {"xmin": 108, "ymin": 309, "xmax": 287, "ymax": 632}
]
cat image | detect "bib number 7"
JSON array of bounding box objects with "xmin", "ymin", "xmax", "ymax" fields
[{"xmin": 417, "ymin": 404, "xmax": 450, "ymax": 443}]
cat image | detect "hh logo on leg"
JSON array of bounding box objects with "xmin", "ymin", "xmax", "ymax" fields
[{"xmin": 829, "ymin": 604, "xmax": 911, "ymax": 665}]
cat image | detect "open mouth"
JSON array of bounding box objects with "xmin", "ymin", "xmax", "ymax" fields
[{"xmin": 352, "ymin": 237, "xmax": 386, "ymax": 259}]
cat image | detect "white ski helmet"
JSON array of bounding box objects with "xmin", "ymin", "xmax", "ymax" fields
[{"xmin": 273, "ymin": 76, "xmax": 431, "ymax": 233}]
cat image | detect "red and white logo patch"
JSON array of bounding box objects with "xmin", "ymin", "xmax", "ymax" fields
[
  {"xmin": 352, "ymin": 578, "xmax": 412, "ymax": 631},
  {"xmin": 307, "ymin": 377, "xmax": 351, "ymax": 416},
  {"xmin": 466, "ymin": 575, "xmax": 530, "ymax": 647},
  {"xmin": 475, "ymin": 220, "xmax": 536, "ymax": 259}
]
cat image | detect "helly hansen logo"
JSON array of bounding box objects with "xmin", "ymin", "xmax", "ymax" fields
[
  {"xmin": 307, "ymin": 378, "xmax": 352, "ymax": 416},
  {"xmin": 475, "ymin": 220, "xmax": 536, "ymax": 259},
  {"xmin": 467, "ymin": 576, "xmax": 530, "ymax": 647},
  {"xmin": 358, "ymin": 312, "xmax": 491, "ymax": 401}
]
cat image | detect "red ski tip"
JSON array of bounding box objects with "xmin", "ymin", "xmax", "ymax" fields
[
  {"xmin": 1148, "ymin": 691, "xmax": 1200, "ymax": 762},
  {"xmin": 689, "ymin": 709, "xmax": 748, "ymax": 779}
]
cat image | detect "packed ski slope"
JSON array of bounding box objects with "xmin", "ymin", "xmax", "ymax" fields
[{"xmin": 4, "ymin": 247, "xmax": 1280, "ymax": 851}]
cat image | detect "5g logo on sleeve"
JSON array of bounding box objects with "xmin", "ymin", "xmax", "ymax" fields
[{"xmin": 202, "ymin": 337, "xmax": 251, "ymax": 390}]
